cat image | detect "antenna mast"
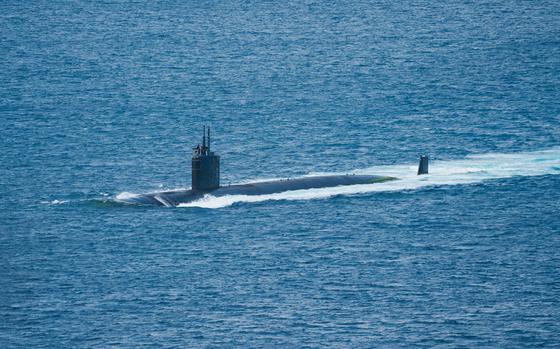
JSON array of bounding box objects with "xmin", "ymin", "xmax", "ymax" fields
[
  {"xmin": 202, "ymin": 125, "xmax": 206, "ymax": 149},
  {"xmin": 207, "ymin": 126, "xmax": 211, "ymax": 151}
]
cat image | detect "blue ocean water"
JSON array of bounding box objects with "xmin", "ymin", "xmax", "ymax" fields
[{"xmin": 1, "ymin": 0, "xmax": 560, "ymax": 347}]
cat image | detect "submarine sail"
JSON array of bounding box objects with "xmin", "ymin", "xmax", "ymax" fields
[{"xmin": 192, "ymin": 126, "xmax": 220, "ymax": 191}]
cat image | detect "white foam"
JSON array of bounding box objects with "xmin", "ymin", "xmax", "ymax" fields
[
  {"xmin": 40, "ymin": 199, "xmax": 69, "ymax": 205},
  {"xmin": 178, "ymin": 147, "xmax": 560, "ymax": 209},
  {"xmin": 115, "ymin": 191, "xmax": 141, "ymax": 201},
  {"xmin": 115, "ymin": 187, "xmax": 189, "ymax": 203}
]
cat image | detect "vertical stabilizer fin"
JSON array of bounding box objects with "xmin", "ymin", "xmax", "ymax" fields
[{"xmin": 418, "ymin": 155, "xmax": 429, "ymax": 175}]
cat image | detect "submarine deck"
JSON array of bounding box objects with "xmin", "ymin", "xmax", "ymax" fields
[{"xmin": 124, "ymin": 174, "xmax": 397, "ymax": 206}]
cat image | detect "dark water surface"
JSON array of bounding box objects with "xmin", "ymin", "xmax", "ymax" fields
[{"xmin": 1, "ymin": 1, "xmax": 560, "ymax": 347}]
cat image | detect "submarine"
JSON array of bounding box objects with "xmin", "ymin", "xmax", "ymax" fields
[{"xmin": 120, "ymin": 127, "xmax": 429, "ymax": 207}]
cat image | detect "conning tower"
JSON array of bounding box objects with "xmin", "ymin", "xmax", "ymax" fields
[{"xmin": 191, "ymin": 126, "xmax": 220, "ymax": 191}]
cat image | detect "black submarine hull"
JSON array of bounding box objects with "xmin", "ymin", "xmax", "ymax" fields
[{"xmin": 121, "ymin": 174, "xmax": 397, "ymax": 206}]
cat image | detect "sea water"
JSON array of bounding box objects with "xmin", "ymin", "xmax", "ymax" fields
[{"xmin": 1, "ymin": 1, "xmax": 559, "ymax": 347}]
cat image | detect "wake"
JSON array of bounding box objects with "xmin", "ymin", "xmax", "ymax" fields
[{"xmin": 177, "ymin": 147, "xmax": 560, "ymax": 209}]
